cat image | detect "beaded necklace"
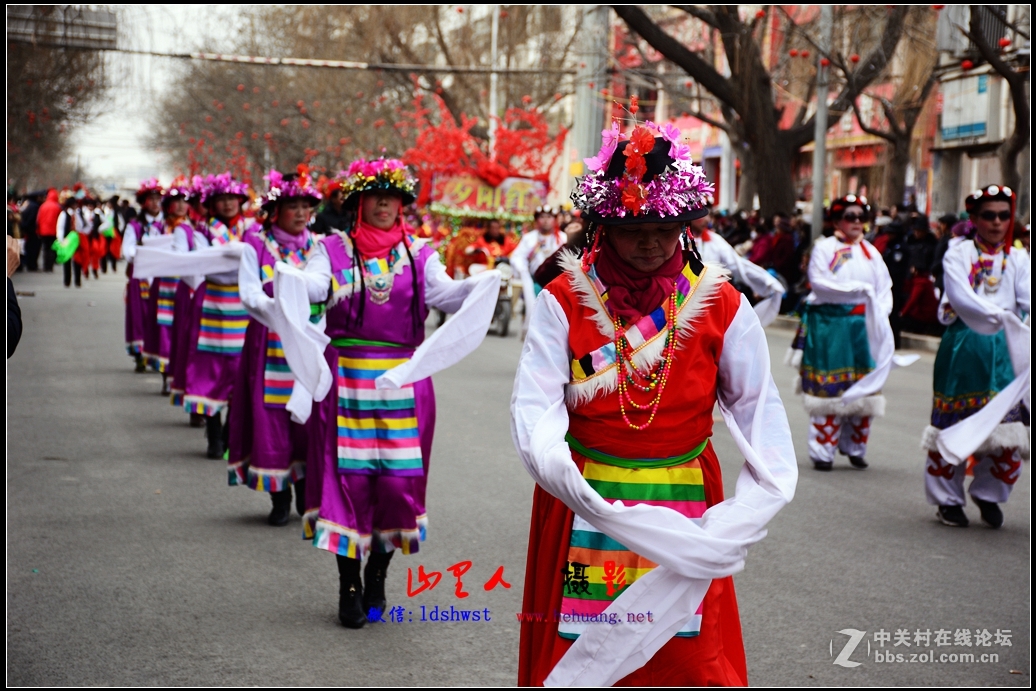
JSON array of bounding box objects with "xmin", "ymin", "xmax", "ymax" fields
[
  {"xmin": 970, "ymin": 238, "xmax": 1008, "ymax": 293},
  {"xmin": 613, "ymin": 279, "xmax": 680, "ymax": 430}
]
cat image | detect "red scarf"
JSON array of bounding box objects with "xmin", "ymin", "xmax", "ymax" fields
[
  {"xmin": 351, "ymin": 216, "xmax": 410, "ymax": 260},
  {"xmin": 595, "ymin": 237, "xmax": 684, "ymax": 322}
]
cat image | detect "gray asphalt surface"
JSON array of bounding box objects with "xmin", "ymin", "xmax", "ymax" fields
[{"xmin": 7, "ymin": 269, "xmax": 1029, "ymax": 686}]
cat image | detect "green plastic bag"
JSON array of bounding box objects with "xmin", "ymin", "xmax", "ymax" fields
[{"xmin": 53, "ymin": 232, "xmax": 80, "ymax": 264}]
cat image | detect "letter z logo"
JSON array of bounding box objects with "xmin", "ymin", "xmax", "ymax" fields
[{"xmin": 831, "ymin": 628, "xmax": 867, "ymax": 668}]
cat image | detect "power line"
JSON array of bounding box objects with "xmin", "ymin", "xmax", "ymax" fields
[{"xmin": 8, "ymin": 38, "xmax": 578, "ymax": 76}]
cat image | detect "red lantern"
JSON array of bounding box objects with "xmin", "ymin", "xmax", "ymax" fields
[
  {"xmin": 252, "ymin": 87, "xmax": 260, "ymax": 94},
  {"xmin": 684, "ymin": 80, "xmax": 693, "ymax": 88},
  {"xmin": 243, "ymin": 103, "xmax": 250, "ymax": 110},
  {"xmin": 339, "ymin": 137, "xmax": 347, "ymax": 145},
  {"xmin": 205, "ymin": 115, "xmax": 213, "ymax": 123},
  {"xmin": 271, "ymin": 100, "xmax": 279, "ymax": 107},
  {"xmin": 313, "ymin": 100, "xmax": 321, "ymax": 108},
  {"xmin": 789, "ymin": 49, "xmax": 799, "ymax": 57},
  {"xmin": 801, "ymin": 50, "xmax": 810, "ymax": 58},
  {"xmin": 296, "ymin": 100, "xmax": 305, "ymax": 108},
  {"xmin": 216, "ymin": 103, "xmax": 224, "ymax": 110},
  {"xmin": 755, "ymin": 9, "xmax": 766, "ymax": 19},
  {"xmin": 235, "ymin": 131, "xmax": 244, "ymax": 139},
  {"xmin": 521, "ymin": 95, "xmax": 532, "ymax": 104},
  {"xmin": 820, "ymin": 57, "xmax": 831, "ymax": 67},
  {"xmin": 961, "ymin": 59, "xmax": 974, "ymax": 70},
  {"xmin": 999, "ymin": 37, "xmax": 1012, "ymax": 48},
  {"xmin": 355, "ymin": 118, "xmax": 364, "ymax": 125},
  {"xmin": 251, "ymin": 133, "xmax": 259, "ymax": 139},
  {"xmin": 932, "ymin": 5, "xmax": 944, "ymax": 10},
  {"xmin": 280, "ymin": 118, "xmax": 289, "ymax": 126},
  {"xmin": 237, "ymin": 84, "xmax": 245, "ymax": 91},
  {"xmin": 850, "ymin": 54, "xmax": 860, "ymax": 63},
  {"xmin": 328, "ymin": 117, "xmax": 336, "ymax": 126},
  {"xmin": 264, "ymin": 132, "xmax": 272, "ymax": 139},
  {"xmin": 302, "ymin": 120, "xmax": 310, "ymax": 129}
]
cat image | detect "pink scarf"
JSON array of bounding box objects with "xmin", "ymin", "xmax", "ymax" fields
[
  {"xmin": 595, "ymin": 237, "xmax": 684, "ymax": 322},
  {"xmin": 271, "ymin": 224, "xmax": 309, "ymax": 251},
  {"xmin": 351, "ymin": 216, "xmax": 410, "ymax": 260}
]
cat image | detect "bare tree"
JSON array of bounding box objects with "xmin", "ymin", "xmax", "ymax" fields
[
  {"xmin": 844, "ymin": 7, "xmax": 942, "ymax": 207},
  {"xmin": 149, "ymin": 6, "xmax": 580, "ymax": 182},
  {"xmin": 964, "ymin": 6, "xmax": 1029, "ymax": 192},
  {"xmin": 613, "ymin": 5, "xmax": 911, "ymax": 216}
]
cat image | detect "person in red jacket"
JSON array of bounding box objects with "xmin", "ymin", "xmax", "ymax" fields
[{"xmin": 35, "ymin": 189, "xmax": 61, "ymax": 272}]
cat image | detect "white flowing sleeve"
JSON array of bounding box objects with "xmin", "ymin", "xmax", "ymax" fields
[
  {"xmin": 944, "ymin": 245, "xmax": 1009, "ymax": 335},
  {"xmin": 301, "ymin": 241, "xmax": 333, "ymax": 303},
  {"xmin": 238, "ymin": 243, "xmax": 276, "ymax": 328},
  {"xmin": 424, "ymin": 251, "xmax": 477, "ymax": 313},
  {"xmin": 1012, "ymin": 251, "xmax": 1030, "ymax": 317},
  {"xmin": 511, "ymin": 232, "xmax": 538, "ymax": 317},
  {"xmin": 122, "ymin": 225, "xmax": 137, "ymax": 261},
  {"xmin": 171, "ymin": 226, "xmax": 191, "ymax": 253},
  {"xmin": 808, "ymin": 240, "xmax": 872, "ymax": 304},
  {"xmin": 869, "ymin": 244, "xmax": 895, "ymax": 316}
]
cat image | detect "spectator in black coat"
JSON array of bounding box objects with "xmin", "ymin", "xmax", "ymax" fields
[
  {"xmin": 310, "ymin": 187, "xmax": 351, "ymax": 235},
  {"xmin": 19, "ymin": 192, "xmax": 43, "ymax": 271},
  {"xmin": 881, "ymin": 221, "xmax": 910, "ymax": 349}
]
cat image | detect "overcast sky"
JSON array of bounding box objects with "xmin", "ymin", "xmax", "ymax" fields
[{"xmin": 69, "ymin": 5, "xmax": 239, "ymax": 190}]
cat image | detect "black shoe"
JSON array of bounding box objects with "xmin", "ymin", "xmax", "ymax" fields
[
  {"xmin": 160, "ymin": 376, "xmax": 170, "ymax": 396},
  {"xmin": 848, "ymin": 455, "xmax": 868, "ymax": 469},
  {"xmin": 205, "ymin": 414, "xmax": 224, "ymax": 459},
  {"xmin": 134, "ymin": 354, "xmax": 146, "ymax": 373},
  {"xmin": 294, "ymin": 479, "xmax": 306, "ymax": 517},
  {"xmin": 972, "ymin": 498, "xmax": 1003, "ymax": 529},
  {"xmin": 937, "ymin": 505, "xmax": 969, "ymax": 527},
  {"xmin": 189, "ymin": 413, "xmax": 205, "ymax": 428},
  {"xmin": 337, "ymin": 556, "xmax": 366, "ymax": 629},
  {"xmin": 363, "ymin": 551, "xmax": 393, "ymax": 618},
  {"xmin": 268, "ymin": 489, "xmax": 292, "ymax": 526},
  {"xmin": 812, "ymin": 459, "xmax": 833, "ymax": 471}
]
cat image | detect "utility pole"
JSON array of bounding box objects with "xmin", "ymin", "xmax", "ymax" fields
[
  {"xmin": 572, "ymin": 6, "xmax": 609, "ymax": 169},
  {"xmin": 489, "ymin": 4, "xmax": 500, "ymax": 158},
  {"xmin": 811, "ymin": 4, "xmax": 832, "ymax": 241}
]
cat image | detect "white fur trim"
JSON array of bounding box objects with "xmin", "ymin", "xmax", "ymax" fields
[
  {"xmin": 922, "ymin": 422, "xmax": 1030, "ymax": 460},
  {"xmin": 561, "ymin": 256, "xmax": 729, "ymax": 408},
  {"xmin": 784, "ymin": 347, "xmax": 803, "ymax": 368},
  {"xmin": 559, "ymin": 249, "xmax": 613, "ymax": 339},
  {"xmin": 802, "ymin": 393, "xmax": 886, "ymax": 418},
  {"xmin": 566, "ymin": 369, "xmax": 617, "ymax": 408}
]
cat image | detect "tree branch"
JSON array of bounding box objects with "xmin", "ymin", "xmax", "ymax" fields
[
  {"xmin": 673, "ymin": 5, "xmax": 720, "ymax": 30},
  {"xmin": 611, "ymin": 5, "xmax": 739, "ymax": 111},
  {"xmin": 850, "ymin": 97, "xmax": 895, "ymax": 143},
  {"xmin": 785, "ymin": 5, "xmax": 910, "ymax": 148}
]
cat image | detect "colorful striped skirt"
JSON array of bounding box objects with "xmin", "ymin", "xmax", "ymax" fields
[
  {"xmin": 305, "ymin": 343, "xmax": 435, "ymax": 559},
  {"xmin": 182, "ymin": 281, "xmax": 247, "ymax": 416},
  {"xmin": 558, "ymin": 436, "xmax": 709, "ymax": 640},
  {"xmin": 227, "ymin": 320, "xmax": 306, "ymax": 493},
  {"xmin": 198, "ymin": 282, "xmax": 249, "ymax": 354}
]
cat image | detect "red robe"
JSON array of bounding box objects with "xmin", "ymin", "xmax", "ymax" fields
[{"xmin": 518, "ymin": 258, "xmax": 749, "ymax": 686}]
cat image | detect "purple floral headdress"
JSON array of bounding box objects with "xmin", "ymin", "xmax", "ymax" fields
[
  {"xmin": 572, "ymin": 120, "xmax": 714, "ymax": 221},
  {"xmin": 135, "ymin": 178, "xmax": 163, "ymax": 204},
  {"xmin": 340, "ymin": 157, "xmax": 417, "ymax": 204},
  {"xmin": 260, "ymin": 167, "xmax": 322, "ymax": 209},
  {"xmin": 204, "ymin": 172, "xmax": 250, "ymax": 204}
]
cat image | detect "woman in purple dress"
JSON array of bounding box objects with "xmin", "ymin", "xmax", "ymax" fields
[
  {"xmin": 142, "ymin": 179, "xmax": 196, "ymax": 395},
  {"xmin": 181, "ymin": 173, "xmax": 257, "ymax": 458},
  {"xmin": 122, "ymin": 179, "xmax": 164, "ymax": 372},
  {"xmin": 292, "ymin": 158, "xmax": 499, "ymax": 628},
  {"xmin": 229, "ymin": 170, "xmax": 322, "ymax": 525}
]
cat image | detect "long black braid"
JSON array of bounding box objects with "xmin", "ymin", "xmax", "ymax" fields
[
  {"xmin": 402, "ymin": 241, "xmax": 423, "ymax": 340},
  {"xmin": 346, "ymin": 232, "xmax": 367, "ymax": 330}
]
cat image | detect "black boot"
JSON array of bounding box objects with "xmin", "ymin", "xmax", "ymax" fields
[
  {"xmin": 268, "ymin": 489, "xmax": 292, "ymax": 526},
  {"xmin": 189, "ymin": 413, "xmax": 205, "ymax": 428},
  {"xmin": 294, "ymin": 478, "xmax": 306, "ymax": 517},
  {"xmin": 363, "ymin": 551, "xmax": 393, "ymax": 618},
  {"xmin": 205, "ymin": 413, "xmax": 224, "ymax": 459},
  {"xmin": 337, "ymin": 555, "xmax": 366, "ymax": 629},
  {"xmin": 161, "ymin": 374, "xmax": 170, "ymax": 396},
  {"xmin": 134, "ymin": 353, "xmax": 146, "ymax": 373}
]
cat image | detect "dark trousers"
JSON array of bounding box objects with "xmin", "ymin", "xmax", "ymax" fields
[
  {"xmin": 41, "ymin": 237, "xmax": 57, "ymax": 272},
  {"xmin": 63, "ymin": 260, "xmax": 82, "ymax": 287},
  {"xmin": 23, "ymin": 232, "xmax": 40, "ymax": 271}
]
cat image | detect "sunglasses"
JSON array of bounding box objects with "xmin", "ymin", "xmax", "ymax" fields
[
  {"xmin": 978, "ymin": 210, "xmax": 1012, "ymax": 222},
  {"xmin": 841, "ymin": 213, "xmax": 866, "ymax": 223}
]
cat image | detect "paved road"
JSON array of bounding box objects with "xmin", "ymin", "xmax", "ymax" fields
[{"xmin": 7, "ymin": 270, "xmax": 1029, "ymax": 686}]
